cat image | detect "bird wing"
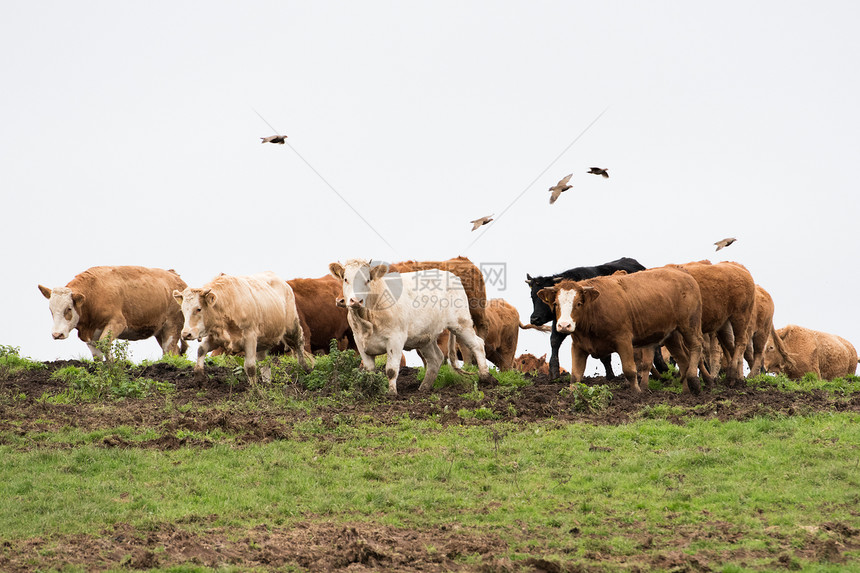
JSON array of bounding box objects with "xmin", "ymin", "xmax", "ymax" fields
[
  {"xmin": 549, "ymin": 189, "xmax": 561, "ymax": 204},
  {"xmin": 557, "ymin": 174, "xmax": 573, "ymax": 186}
]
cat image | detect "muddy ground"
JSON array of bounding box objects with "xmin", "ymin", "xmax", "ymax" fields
[{"xmin": 1, "ymin": 361, "xmax": 859, "ymax": 571}]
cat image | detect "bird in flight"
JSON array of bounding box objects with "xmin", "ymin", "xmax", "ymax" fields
[
  {"xmin": 714, "ymin": 237, "xmax": 737, "ymax": 251},
  {"xmin": 548, "ymin": 174, "xmax": 573, "ymax": 205},
  {"xmin": 587, "ymin": 167, "xmax": 609, "ymax": 178},
  {"xmin": 470, "ymin": 215, "xmax": 494, "ymax": 231},
  {"xmin": 261, "ymin": 135, "xmax": 288, "ymax": 144}
]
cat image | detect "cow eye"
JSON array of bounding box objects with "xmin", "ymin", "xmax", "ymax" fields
[{"xmin": 195, "ymin": 307, "xmax": 202, "ymax": 313}]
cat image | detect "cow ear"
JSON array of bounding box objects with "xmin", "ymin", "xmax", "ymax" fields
[
  {"xmin": 537, "ymin": 287, "xmax": 557, "ymax": 306},
  {"xmin": 38, "ymin": 285, "xmax": 52, "ymax": 299},
  {"xmin": 329, "ymin": 262, "xmax": 345, "ymax": 280},
  {"xmin": 581, "ymin": 285, "xmax": 600, "ymax": 301},
  {"xmin": 71, "ymin": 292, "xmax": 85, "ymax": 307},
  {"xmin": 525, "ymin": 273, "xmax": 533, "ymax": 286},
  {"xmin": 369, "ymin": 263, "xmax": 389, "ymax": 281},
  {"xmin": 172, "ymin": 290, "xmax": 184, "ymax": 305},
  {"xmin": 202, "ymin": 289, "xmax": 217, "ymax": 306},
  {"xmin": 612, "ymin": 270, "xmax": 627, "ymax": 276}
]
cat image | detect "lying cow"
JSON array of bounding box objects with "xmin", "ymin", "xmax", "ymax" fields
[
  {"xmin": 537, "ymin": 266, "xmax": 705, "ymax": 394},
  {"xmin": 764, "ymin": 325, "xmax": 858, "ymax": 380},
  {"xmin": 329, "ymin": 259, "xmax": 490, "ymax": 394},
  {"xmin": 513, "ymin": 353, "xmax": 567, "ymax": 376},
  {"xmin": 39, "ymin": 266, "xmax": 188, "ymax": 359},
  {"xmin": 173, "ymin": 272, "xmax": 312, "ymax": 383},
  {"xmin": 525, "ymin": 257, "xmax": 649, "ymax": 379},
  {"xmin": 744, "ymin": 285, "xmax": 793, "ymax": 376},
  {"xmin": 287, "ymin": 275, "xmax": 354, "ymax": 353}
]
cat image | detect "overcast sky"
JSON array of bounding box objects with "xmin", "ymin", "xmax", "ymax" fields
[{"xmin": 3, "ymin": 2, "xmax": 858, "ymax": 375}]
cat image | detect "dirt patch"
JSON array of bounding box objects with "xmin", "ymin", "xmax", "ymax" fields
[{"xmin": 2, "ymin": 362, "xmax": 859, "ymax": 448}]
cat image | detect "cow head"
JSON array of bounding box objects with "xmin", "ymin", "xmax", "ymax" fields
[
  {"xmin": 329, "ymin": 259, "xmax": 392, "ymax": 310},
  {"xmin": 39, "ymin": 285, "xmax": 85, "ymax": 340},
  {"xmin": 536, "ymin": 282, "xmax": 598, "ymax": 334},
  {"xmin": 525, "ymin": 273, "xmax": 560, "ymax": 326},
  {"xmin": 173, "ymin": 287, "xmax": 216, "ymax": 341}
]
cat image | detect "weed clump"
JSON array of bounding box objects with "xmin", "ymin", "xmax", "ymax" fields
[
  {"xmin": 48, "ymin": 339, "xmax": 173, "ymax": 400},
  {"xmin": 0, "ymin": 345, "xmax": 47, "ymax": 380},
  {"xmin": 564, "ymin": 382, "xmax": 613, "ymax": 412},
  {"xmin": 296, "ymin": 340, "xmax": 387, "ymax": 398}
]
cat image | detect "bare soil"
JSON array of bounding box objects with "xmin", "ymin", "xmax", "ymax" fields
[{"xmin": 1, "ymin": 361, "xmax": 859, "ymax": 572}]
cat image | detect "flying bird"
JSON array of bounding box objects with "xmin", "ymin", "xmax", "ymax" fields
[
  {"xmin": 261, "ymin": 135, "xmax": 288, "ymax": 144},
  {"xmin": 714, "ymin": 237, "xmax": 737, "ymax": 251},
  {"xmin": 588, "ymin": 167, "xmax": 609, "ymax": 178},
  {"xmin": 470, "ymin": 215, "xmax": 494, "ymax": 231},
  {"xmin": 548, "ymin": 174, "xmax": 573, "ymax": 204}
]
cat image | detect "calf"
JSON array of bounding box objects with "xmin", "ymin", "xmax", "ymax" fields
[
  {"xmin": 39, "ymin": 266, "xmax": 188, "ymax": 359},
  {"xmin": 438, "ymin": 298, "xmax": 526, "ymax": 371},
  {"xmin": 173, "ymin": 272, "xmax": 312, "ymax": 383},
  {"xmin": 329, "ymin": 259, "xmax": 490, "ymax": 394},
  {"xmin": 537, "ymin": 267, "xmax": 705, "ymax": 394}
]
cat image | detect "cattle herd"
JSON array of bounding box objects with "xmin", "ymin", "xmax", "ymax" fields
[{"xmin": 38, "ymin": 256, "xmax": 859, "ymax": 396}]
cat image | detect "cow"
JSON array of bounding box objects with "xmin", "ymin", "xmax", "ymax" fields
[
  {"xmin": 173, "ymin": 272, "xmax": 312, "ymax": 384},
  {"xmin": 287, "ymin": 275, "xmax": 354, "ymax": 353},
  {"xmin": 537, "ymin": 266, "xmax": 705, "ymax": 394},
  {"xmin": 525, "ymin": 257, "xmax": 658, "ymax": 379},
  {"xmin": 764, "ymin": 325, "xmax": 858, "ymax": 380},
  {"xmin": 742, "ymin": 285, "xmax": 794, "ymax": 376},
  {"xmin": 329, "ymin": 259, "xmax": 490, "ymax": 394},
  {"xmin": 38, "ymin": 266, "xmax": 188, "ymax": 360},
  {"xmin": 513, "ymin": 353, "xmax": 567, "ymax": 376},
  {"xmin": 438, "ymin": 298, "xmax": 536, "ymax": 371},
  {"xmin": 669, "ymin": 261, "xmax": 755, "ymax": 387},
  {"xmin": 389, "ymin": 256, "xmax": 488, "ymax": 340}
]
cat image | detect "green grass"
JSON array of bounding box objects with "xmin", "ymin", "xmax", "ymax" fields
[
  {"xmin": 0, "ymin": 344, "xmax": 47, "ymax": 379},
  {"xmin": 2, "ymin": 413, "xmax": 859, "ymax": 570}
]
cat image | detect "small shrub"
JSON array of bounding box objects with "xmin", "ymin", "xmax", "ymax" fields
[
  {"xmin": 565, "ymin": 382, "xmax": 613, "ymax": 412},
  {"xmin": 296, "ymin": 340, "xmax": 387, "ymax": 398},
  {"xmin": 458, "ymin": 406, "xmax": 500, "ymax": 420},
  {"xmin": 491, "ymin": 369, "xmax": 531, "ymax": 388}
]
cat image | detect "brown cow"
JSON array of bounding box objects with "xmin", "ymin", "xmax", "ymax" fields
[
  {"xmin": 513, "ymin": 353, "xmax": 568, "ymax": 376},
  {"xmin": 670, "ymin": 261, "xmax": 755, "ymax": 387},
  {"xmin": 389, "ymin": 256, "xmax": 488, "ymax": 340},
  {"xmin": 764, "ymin": 325, "xmax": 858, "ymax": 380},
  {"xmin": 537, "ymin": 267, "xmax": 705, "ymax": 394},
  {"xmin": 287, "ymin": 275, "xmax": 354, "ymax": 353},
  {"xmin": 39, "ymin": 266, "xmax": 188, "ymax": 359},
  {"xmin": 174, "ymin": 272, "xmax": 313, "ymax": 383},
  {"xmin": 438, "ymin": 298, "xmax": 525, "ymax": 370},
  {"xmin": 742, "ymin": 285, "xmax": 794, "ymax": 376}
]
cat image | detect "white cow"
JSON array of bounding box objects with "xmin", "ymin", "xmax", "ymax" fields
[
  {"xmin": 329, "ymin": 259, "xmax": 490, "ymax": 394},
  {"xmin": 173, "ymin": 272, "xmax": 312, "ymax": 383}
]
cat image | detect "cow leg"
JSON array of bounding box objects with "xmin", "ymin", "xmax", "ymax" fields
[
  {"xmin": 243, "ymin": 334, "xmax": 260, "ymax": 384},
  {"xmin": 258, "ymin": 351, "xmax": 273, "ymax": 384},
  {"xmin": 450, "ymin": 324, "xmax": 491, "ymax": 383},
  {"xmin": 569, "ymin": 345, "xmax": 588, "ymax": 385},
  {"xmin": 724, "ymin": 318, "xmax": 749, "ymax": 387},
  {"xmin": 417, "ymin": 342, "xmax": 444, "ymax": 392},
  {"xmin": 677, "ymin": 328, "xmax": 704, "ymax": 396},
  {"xmin": 549, "ymin": 324, "xmax": 568, "ymax": 380},
  {"xmin": 86, "ymin": 341, "xmax": 104, "ymax": 361},
  {"xmin": 615, "ymin": 343, "xmax": 641, "ymax": 392},
  {"xmin": 652, "ymin": 347, "xmax": 669, "ymax": 374},
  {"xmin": 635, "ymin": 346, "xmax": 655, "ymax": 392},
  {"xmin": 599, "ymin": 355, "xmax": 616, "ymax": 379},
  {"xmin": 194, "ymin": 338, "xmax": 215, "ymax": 376},
  {"xmin": 284, "ymin": 321, "xmax": 314, "ymax": 372},
  {"xmin": 385, "ymin": 344, "xmax": 406, "ymax": 395},
  {"xmin": 748, "ymin": 329, "xmax": 767, "ymax": 376},
  {"xmin": 158, "ymin": 330, "xmax": 182, "ymax": 356}
]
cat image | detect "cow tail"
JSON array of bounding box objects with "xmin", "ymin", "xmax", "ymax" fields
[{"xmin": 519, "ymin": 322, "xmax": 551, "ymax": 333}]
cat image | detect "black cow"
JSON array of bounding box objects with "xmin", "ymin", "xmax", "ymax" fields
[{"xmin": 526, "ymin": 257, "xmax": 668, "ymax": 379}]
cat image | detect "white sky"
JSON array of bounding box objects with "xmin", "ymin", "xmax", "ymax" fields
[{"xmin": 3, "ymin": 2, "xmax": 858, "ymax": 374}]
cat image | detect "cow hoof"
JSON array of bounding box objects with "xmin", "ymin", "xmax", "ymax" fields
[
  {"xmin": 686, "ymin": 377, "xmax": 702, "ymax": 396},
  {"xmin": 478, "ymin": 374, "xmax": 494, "ymax": 385}
]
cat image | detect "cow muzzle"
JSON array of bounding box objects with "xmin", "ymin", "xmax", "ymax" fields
[
  {"xmin": 335, "ymin": 296, "xmax": 346, "ymax": 308},
  {"xmin": 556, "ymin": 321, "xmax": 575, "ymax": 334},
  {"xmin": 52, "ymin": 332, "xmax": 67, "ymax": 340},
  {"xmin": 347, "ymin": 297, "xmax": 364, "ymax": 308},
  {"xmin": 181, "ymin": 330, "xmax": 195, "ymax": 341}
]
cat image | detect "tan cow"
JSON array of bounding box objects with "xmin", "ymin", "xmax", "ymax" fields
[
  {"xmin": 438, "ymin": 298, "xmax": 531, "ymax": 371},
  {"xmin": 669, "ymin": 261, "xmax": 755, "ymax": 387},
  {"xmin": 39, "ymin": 266, "xmax": 188, "ymax": 359},
  {"xmin": 173, "ymin": 272, "xmax": 312, "ymax": 383},
  {"xmin": 389, "ymin": 256, "xmax": 488, "ymax": 340},
  {"xmin": 287, "ymin": 275, "xmax": 354, "ymax": 353},
  {"xmin": 742, "ymin": 285, "xmax": 794, "ymax": 376},
  {"xmin": 537, "ymin": 267, "xmax": 705, "ymax": 394},
  {"xmin": 764, "ymin": 325, "xmax": 858, "ymax": 380}
]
